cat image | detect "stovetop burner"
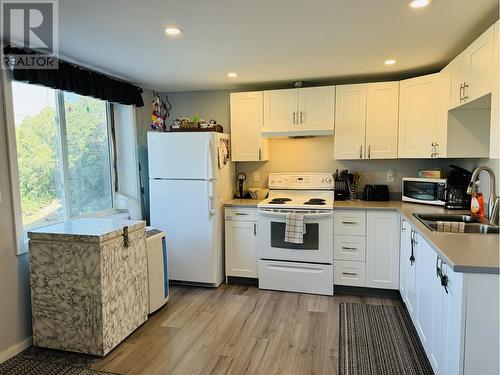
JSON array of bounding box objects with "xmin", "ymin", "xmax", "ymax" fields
[
  {"xmin": 307, "ymin": 198, "xmax": 326, "ymax": 203},
  {"xmin": 269, "ymin": 198, "xmax": 292, "ymax": 204}
]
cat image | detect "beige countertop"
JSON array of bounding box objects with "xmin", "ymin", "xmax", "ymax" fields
[
  {"xmin": 224, "ymin": 198, "xmax": 499, "ymax": 274},
  {"xmin": 224, "ymin": 198, "xmax": 261, "ymax": 207},
  {"xmin": 334, "ymin": 200, "xmax": 499, "ymax": 274}
]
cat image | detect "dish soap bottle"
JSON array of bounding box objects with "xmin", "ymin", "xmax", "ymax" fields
[{"xmin": 470, "ymin": 181, "xmax": 485, "ymax": 219}]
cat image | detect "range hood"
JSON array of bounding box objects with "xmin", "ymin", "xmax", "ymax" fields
[{"xmin": 261, "ymin": 129, "xmax": 334, "ymax": 138}]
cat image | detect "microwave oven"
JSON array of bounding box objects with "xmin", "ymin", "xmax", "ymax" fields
[{"xmin": 402, "ymin": 177, "xmax": 447, "ymax": 206}]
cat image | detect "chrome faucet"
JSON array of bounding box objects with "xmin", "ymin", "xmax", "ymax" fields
[{"xmin": 467, "ymin": 166, "xmax": 499, "ymax": 225}]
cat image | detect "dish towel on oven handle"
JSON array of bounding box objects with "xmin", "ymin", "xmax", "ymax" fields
[{"xmin": 284, "ymin": 212, "xmax": 306, "ymax": 244}]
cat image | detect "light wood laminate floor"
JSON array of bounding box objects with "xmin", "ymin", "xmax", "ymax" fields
[{"xmin": 92, "ymin": 284, "xmax": 401, "ymax": 375}]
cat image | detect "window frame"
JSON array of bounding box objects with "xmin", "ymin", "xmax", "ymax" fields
[{"xmin": 2, "ymin": 70, "xmax": 116, "ymax": 255}]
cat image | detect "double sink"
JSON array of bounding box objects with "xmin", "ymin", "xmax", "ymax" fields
[{"xmin": 414, "ymin": 213, "xmax": 499, "ymax": 234}]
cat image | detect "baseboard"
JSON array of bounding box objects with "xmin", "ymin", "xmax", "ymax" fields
[
  {"xmin": 227, "ymin": 276, "xmax": 259, "ymax": 287},
  {"xmin": 0, "ymin": 336, "xmax": 32, "ymax": 364}
]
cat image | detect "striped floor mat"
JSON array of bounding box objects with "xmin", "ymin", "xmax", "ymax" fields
[
  {"xmin": 340, "ymin": 303, "xmax": 433, "ymax": 375},
  {"xmin": 0, "ymin": 346, "xmax": 117, "ymax": 375}
]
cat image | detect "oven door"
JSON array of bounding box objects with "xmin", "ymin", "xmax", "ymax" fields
[{"xmin": 258, "ymin": 209, "xmax": 334, "ymax": 264}]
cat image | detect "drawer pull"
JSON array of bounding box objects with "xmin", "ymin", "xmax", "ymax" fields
[
  {"xmin": 341, "ymin": 247, "xmax": 357, "ymax": 251},
  {"xmin": 342, "ymin": 272, "xmax": 358, "ymax": 276},
  {"xmin": 341, "ymin": 221, "xmax": 358, "ymax": 225},
  {"xmin": 235, "ymin": 212, "xmax": 249, "ymax": 216}
]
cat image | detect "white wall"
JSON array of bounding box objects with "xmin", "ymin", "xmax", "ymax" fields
[{"xmin": 0, "ymin": 76, "xmax": 32, "ymax": 361}]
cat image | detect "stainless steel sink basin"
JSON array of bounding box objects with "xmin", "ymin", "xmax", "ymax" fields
[
  {"xmin": 426, "ymin": 222, "xmax": 499, "ymax": 234},
  {"xmin": 413, "ymin": 213, "xmax": 499, "ymax": 234},
  {"xmin": 413, "ymin": 213, "xmax": 481, "ymax": 223}
]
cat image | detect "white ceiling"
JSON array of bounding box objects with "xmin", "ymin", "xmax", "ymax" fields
[{"xmin": 59, "ymin": 0, "xmax": 499, "ymax": 92}]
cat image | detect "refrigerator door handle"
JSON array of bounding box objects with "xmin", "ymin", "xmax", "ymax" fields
[
  {"xmin": 208, "ymin": 182, "xmax": 215, "ymax": 216},
  {"xmin": 206, "ymin": 137, "xmax": 214, "ymax": 180},
  {"xmin": 209, "ymin": 196, "xmax": 215, "ymax": 215}
]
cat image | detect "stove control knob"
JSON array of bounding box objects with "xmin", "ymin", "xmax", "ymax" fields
[{"xmin": 325, "ymin": 177, "xmax": 332, "ymax": 184}]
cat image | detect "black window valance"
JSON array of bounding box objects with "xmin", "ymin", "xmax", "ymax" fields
[{"xmin": 4, "ymin": 46, "xmax": 144, "ymax": 107}]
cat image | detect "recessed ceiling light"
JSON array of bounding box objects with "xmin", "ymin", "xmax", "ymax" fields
[
  {"xmin": 227, "ymin": 72, "xmax": 238, "ymax": 78},
  {"xmin": 385, "ymin": 59, "xmax": 397, "ymax": 65},
  {"xmin": 409, "ymin": 0, "xmax": 431, "ymax": 8},
  {"xmin": 165, "ymin": 27, "xmax": 182, "ymax": 36}
]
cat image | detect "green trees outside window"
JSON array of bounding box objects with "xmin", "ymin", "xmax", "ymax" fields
[{"xmin": 11, "ymin": 81, "xmax": 113, "ymax": 233}]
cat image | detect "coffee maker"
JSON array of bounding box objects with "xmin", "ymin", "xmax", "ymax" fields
[{"xmin": 440, "ymin": 165, "xmax": 472, "ymax": 209}]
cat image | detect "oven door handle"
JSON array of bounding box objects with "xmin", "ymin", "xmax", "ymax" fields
[{"xmin": 258, "ymin": 210, "xmax": 333, "ymax": 219}]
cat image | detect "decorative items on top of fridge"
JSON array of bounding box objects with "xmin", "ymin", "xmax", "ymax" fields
[{"xmin": 150, "ymin": 92, "xmax": 172, "ymax": 132}]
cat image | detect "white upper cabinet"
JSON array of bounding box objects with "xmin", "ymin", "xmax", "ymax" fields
[
  {"xmin": 365, "ymin": 82, "xmax": 399, "ymax": 159},
  {"xmin": 263, "ymin": 89, "xmax": 298, "ymax": 131},
  {"xmin": 334, "ymin": 84, "xmax": 367, "ymax": 159},
  {"xmin": 230, "ymin": 91, "xmax": 269, "ymax": 162},
  {"xmin": 398, "ymin": 73, "xmax": 444, "ymax": 158},
  {"xmin": 449, "ymin": 24, "xmax": 495, "ymax": 109},
  {"xmin": 262, "ymin": 86, "xmax": 335, "ymax": 136},
  {"xmin": 298, "ymin": 86, "xmax": 335, "ymax": 130},
  {"xmin": 335, "ymin": 82, "xmax": 399, "ymax": 160},
  {"xmin": 365, "ymin": 211, "xmax": 400, "ymax": 289}
]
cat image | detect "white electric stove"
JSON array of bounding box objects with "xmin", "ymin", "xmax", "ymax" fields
[{"xmin": 258, "ymin": 173, "xmax": 335, "ymax": 296}]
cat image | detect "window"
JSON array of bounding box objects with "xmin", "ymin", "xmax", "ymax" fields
[{"xmin": 10, "ymin": 81, "xmax": 113, "ymax": 237}]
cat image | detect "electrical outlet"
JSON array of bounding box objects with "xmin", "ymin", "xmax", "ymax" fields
[
  {"xmin": 387, "ymin": 169, "xmax": 395, "ymax": 184},
  {"xmin": 253, "ymin": 172, "xmax": 260, "ymax": 182}
]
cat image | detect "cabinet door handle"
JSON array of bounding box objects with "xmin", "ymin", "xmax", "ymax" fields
[
  {"xmin": 342, "ymin": 272, "xmax": 358, "ymax": 277},
  {"xmin": 459, "ymin": 83, "xmax": 464, "ymax": 102},
  {"xmin": 436, "ymin": 254, "xmax": 442, "ymax": 278},
  {"xmin": 258, "ymin": 148, "xmax": 262, "ymax": 161},
  {"xmin": 410, "ymin": 228, "xmax": 416, "ymax": 265},
  {"xmin": 293, "ymin": 111, "xmax": 296, "ymax": 124},
  {"xmin": 431, "ymin": 142, "xmax": 435, "ymax": 158},
  {"xmin": 235, "ymin": 212, "xmax": 248, "ymax": 216},
  {"xmin": 359, "ymin": 145, "xmax": 363, "ymax": 159},
  {"xmin": 300, "ymin": 111, "xmax": 303, "ymax": 124},
  {"xmin": 463, "ymin": 82, "xmax": 469, "ymax": 101},
  {"xmin": 341, "ymin": 221, "xmax": 358, "ymax": 225},
  {"xmin": 368, "ymin": 145, "xmax": 371, "ymax": 159},
  {"xmin": 253, "ymin": 223, "xmax": 257, "ymax": 236},
  {"xmin": 434, "ymin": 141, "xmax": 439, "ymax": 157},
  {"xmin": 401, "ymin": 218, "xmax": 406, "ymax": 231},
  {"xmin": 341, "ymin": 246, "xmax": 358, "ymax": 251}
]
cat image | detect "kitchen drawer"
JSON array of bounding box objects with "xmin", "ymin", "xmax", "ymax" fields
[
  {"xmin": 225, "ymin": 207, "xmax": 258, "ymax": 221},
  {"xmin": 334, "ymin": 260, "xmax": 366, "ymax": 287},
  {"xmin": 334, "ymin": 235, "xmax": 366, "ymax": 262},
  {"xmin": 259, "ymin": 260, "xmax": 333, "ymax": 296},
  {"xmin": 334, "ymin": 210, "xmax": 366, "ymax": 235}
]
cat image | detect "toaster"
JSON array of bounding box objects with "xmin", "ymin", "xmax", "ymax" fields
[{"xmin": 362, "ymin": 184, "xmax": 390, "ymax": 201}]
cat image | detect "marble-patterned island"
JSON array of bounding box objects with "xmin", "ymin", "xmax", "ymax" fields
[{"xmin": 28, "ymin": 218, "xmax": 148, "ymax": 356}]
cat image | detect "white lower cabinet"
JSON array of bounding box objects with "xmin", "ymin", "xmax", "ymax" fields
[
  {"xmin": 366, "ymin": 211, "xmax": 400, "ymax": 289},
  {"xmin": 414, "ymin": 233, "xmax": 436, "ymax": 350},
  {"xmin": 334, "ymin": 209, "xmax": 399, "ymax": 290},
  {"xmin": 399, "ymin": 221, "xmax": 499, "ymax": 375},
  {"xmin": 224, "ymin": 207, "xmax": 258, "ymax": 278},
  {"xmin": 334, "ymin": 260, "xmax": 366, "ymax": 287}
]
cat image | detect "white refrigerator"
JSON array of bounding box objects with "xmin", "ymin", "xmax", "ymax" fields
[{"xmin": 148, "ymin": 131, "xmax": 233, "ymax": 287}]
